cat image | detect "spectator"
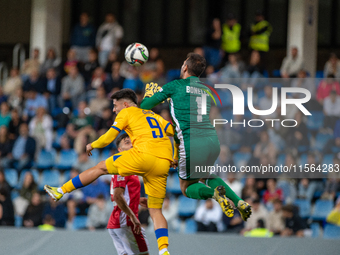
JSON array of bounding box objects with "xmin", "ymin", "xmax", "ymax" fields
[
  {"xmin": 23, "ymin": 192, "xmax": 44, "ymax": 227},
  {"xmin": 140, "ymin": 48, "xmax": 165, "ymax": 84},
  {"xmin": 263, "ymin": 179, "xmax": 283, "ymax": 205},
  {"xmin": 322, "ymin": 156, "xmax": 340, "ymax": 200},
  {"xmin": 0, "ymin": 102, "xmax": 11, "ymax": 128},
  {"xmin": 87, "ymin": 194, "xmax": 111, "ymax": 230},
  {"xmin": 89, "ymin": 87, "xmax": 110, "ymax": 116},
  {"xmin": 8, "ymin": 109, "xmax": 23, "ymax": 140},
  {"xmin": 241, "ymin": 177, "xmax": 258, "ymax": 200},
  {"xmin": 122, "ymin": 66, "xmax": 144, "ymax": 93},
  {"xmin": 253, "ymin": 130, "xmax": 277, "ymax": 164},
  {"xmin": 94, "ymin": 107, "xmax": 113, "ymax": 135},
  {"xmin": 323, "ymin": 119, "xmax": 340, "ymax": 154},
  {"xmin": 280, "ymin": 47, "xmax": 304, "ymax": 78},
  {"xmin": 87, "ymin": 67, "xmax": 106, "ymax": 99},
  {"xmin": 323, "ymin": 90, "xmax": 340, "ymax": 129},
  {"xmin": 326, "ymin": 196, "xmax": 340, "ymax": 226},
  {"xmin": 258, "ymin": 85, "xmax": 278, "ymax": 119},
  {"xmin": 43, "ymin": 198, "xmax": 66, "ymax": 228},
  {"xmin": 249, "ymin": 11, "xmax": 272, "ymax": 55},
  {"xmin": 0, "ymin": 87, "xmax": 7, "ymax": 105},
  {"xmin": 324, "ymin": 53, "xmax": 340, "ymax": 78},
  {"xmin": 223, "ymin": 209, "xmax": 244, "ymax": 233},
  {"xmin": 28, "ymin": 107, "xmax": 53, "ymax": 152},
  {"xmin": 13, "ymin": 171, "xmax": 37, "ymax": 217},
  {"xmin": 104, "ymin": 50, "xmax": 118, "ymax": 73},
  {"xmin": 286, "ymin": 111, "xmax": 309, "ymax": 153},
  {"xmin": 267, "ymin": 199, "xmax": 285, "ymax": 235},
  {"xmin": 40, "ymin": 48, "xmax": 61, "ymax": 76},
  {"xmin": 8, "ymin": 123, "xmax": 36, "ymax": 172},
  {"xmin": 81, "ymin": 49, "xmax": 100, "ymax": 84},
  {"xmin": 215, "ymin": 145, "xmax": 234, "ymax": 179},
  {"xmin": 43, "ymin": 68, "xmax": 62, "ymax": 112},
  {"xmin": 0, "ymin": 169, "xmax": 12, "ymax": 194},
  {"xmin": 66, "ymin": 101, "xmax": 96, "ymax": 154},
  {"xmin": 103, "ymin": 61, "xmax": 125, "ymax": 94},
  {"xmin": 0, "ymin": 187, "xmax": 14, "ymax": 226},
  {"xmin": 96, "ymin": 13, "xmax": 124, "ymax": 67},
  {"xmin": 242, "ymin": 198, "xmax": 268, "ymax": 232},
  {"xmin": 244, "ymin": 219, "xmax": 273, "ymax": 237},
  {"xmin": 194, "ymin": 199, "xmax": 223, "ymax": 232},
  {"xmin": 61, "ymin": 48, "xmax": 79, "ymax": 77},
  {"xmin": 241, "ymin": 50, "xmax": 265, "ymax": 90},
  {"xmin": 3, "ymin": 67, "xmax": 22, "ymax": 97},
  {"xmin": 73, "ymin": 150, "xmax": 96, "ymax": 173},
  {"xmin": 219, "ymin": 53, "xmax": 245, "ymax": 80},
  {"xmin": 281, "ymin": 205, "xmax": 308, "ymax": 237},
  {"xmin": 70, "ymin": 12, "xmax": 96, "ymax": 62},
  {"xmin": 82, "ymin": 178, "xmax": 110, "ymax": 210},
  {"xmin": 61, "ymin": 65, "xmax": 85, "ymax": 109},
  {"xmin": 291, "ymin": 69, "xmax": 316, "ymax": 98},
  {"xmin": 224, "ymin": 173, "xmax": 243, "ymax": 198},
  {"xmin": 316, "ymin": 75, "xmax": 340, "ymax": 105},
  {"xmin": 161, "ymin": 195, "xmax": 179, "ymax": 231},
  {"xmin": 21, "ymin": 48, "xmax": 40, "ymax": 78},
  {"xmin": 38, "ymin": 214, "xmax": 56, "ymax": 231},
  {"xmin": 23, "ymin": 88, "xmax": 48, "ymax": 121},
  {"xmin": 8, "ymin": 88, "xmax": 24, "ymax": 115},
  {"xmin": 204, "ymin": 18, "xmax": 222, "ymax": 69},
  {"xmin": 23, "ymin": 68, "xmax": 45, "ymax": 94},
  {"xmin": 0, "ymin": 127, "xmax": 13, "ymax": 168}
]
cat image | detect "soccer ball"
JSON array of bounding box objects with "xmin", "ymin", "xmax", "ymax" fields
[{"xmin": 125, "ymin": 43, "xmax": 149, "ymax": 66}]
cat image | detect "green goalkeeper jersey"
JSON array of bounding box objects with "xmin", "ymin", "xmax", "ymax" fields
[{"xmin": 140, "ymin": 76, "xmax": 217, "ymax": 139}]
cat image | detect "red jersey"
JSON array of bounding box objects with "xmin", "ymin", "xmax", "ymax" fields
[{"xmin": 107, "ymin": 175, "xmax": 141, "ymax": 229}]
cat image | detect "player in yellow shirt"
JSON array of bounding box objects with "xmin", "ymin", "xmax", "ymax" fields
[{"xmin": 44, "ymin": 88, "xmax": 176, "ymax": 255}]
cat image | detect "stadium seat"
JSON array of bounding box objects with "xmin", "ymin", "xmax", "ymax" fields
[
  {"xmin": 322, "ymin": 154, "xmax": 334, "ymax": 165},
  {"xmin": 271, "ymin": 82, "xmax": 283, "ymax": 88},
  {"xmin": 36, "ymin": 149, "xmax": 56, "ymax": 169},
  {"xmin": 167, "ymin": 174, "xmax": 182, "ymax": 195},
  {"xmin": 178, "ymin": 195, "xmax": 197, "ymax": 218},
  {"xmin": 17, "ymin": 169, "xmax": 39, "ymax": 189},
  {"xmin": 11, "ymin": 190, "xmax": 19, "ymax": 200},
  {"xmin": 4, "ymin": 169, "xmax": 18, "ymax": 188},
  {"xmin": 39, "ymin": 170, "xmax": 61, "ymax": 190},
  {"xmin": 315, "ymin": 71, "xmax": 324, "ymax": 79},
  {"xmin": 272, "ymin": 69, "xmax": 281, "ymax": 77},
  {"xmin": 311, "ymin": 199, "xmax": 334, "ymax": 221},
  {"xmin": 262, "ymin": 70, "xmax": 269, "ymax": 78},
  {"xmin": 52, "ymin": 128, "xmax": 66, "ymax": 149},
  {"xmin": 90, "ymin": 149, "xmax": 100, "ymax": 162},
  {"xmin": 221, "ymin": 109, "xmax": 233, "ymax": 120},
  {"xmin": 313, "ymin": 133, "xmax": 333, "ymax": 151},
  {"xmin": 73, "ymin": 216, "xmax": 88, "ymax": 230},
  {"xmin": 299, "ymin": 154, "xmax": 308, "ymax": 166},
  {"xmin": 166, "ymin": 69, "xmax": 181, "ymax": 82},
  {"xmin": 294, "ymin": 199, "xmax": 311, "ymax": 218},
  {"xmin": 100, "ymin": 149, "xmax": 113, "ymax": 161},
  {"xmin": 306, "ymin": 112, "xmax": 324, "ymax": 131},
  {"xmin": 257, "ymin": 89, "xmax": 265, "ymax": 99},
  {"xmin": 233, "ymin": 152, "xmax": 251, "ymax": 169},
  {"xmin": 276, "ymin": 154, "xmax": 286, "ymax": 166},
  {"xmin": 323, "ymin": 224, "xmax": 340, "ymax": 239},
  {"xmin": 55, "ymin": 149, "xmax": 78, "ymax": 170},
  {"xmin": 15, "ymin": 215, "xmax": 23, "ymax": 228},
  {"xmin": 184, "ymin": 218, "xmax": 198, "ymax": 234},
  {"xmin": 310, "ymin": 222, "xmax": 321, "ymax": 238}
]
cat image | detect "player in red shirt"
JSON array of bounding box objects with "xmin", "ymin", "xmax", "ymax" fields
[{"xmin": 107, "ymin": 133, "xmax": 149, "ymax": 255}]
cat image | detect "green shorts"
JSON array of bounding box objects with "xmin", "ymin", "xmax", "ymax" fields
[{"xmin": 177, "ymin": 135, "xmax": 220, "ymax": 180}]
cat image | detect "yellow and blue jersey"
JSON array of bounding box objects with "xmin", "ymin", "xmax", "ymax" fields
[{"xmin": 91, "ymin": 106, "xmax": 174, "ymax": 161}]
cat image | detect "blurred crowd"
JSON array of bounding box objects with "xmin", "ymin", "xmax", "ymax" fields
[{"xmin": 0, "ymin": 11, "xmax": 339, "ymax": 238}]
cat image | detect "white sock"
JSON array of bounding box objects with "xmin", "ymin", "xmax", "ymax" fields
[
  {"xmin": 57, "ymin": 187, "xmax": 64, "ymax": 194},
  {"xmin": 159, "ymin": 248, "xmax": 168, "ymax": 255}
]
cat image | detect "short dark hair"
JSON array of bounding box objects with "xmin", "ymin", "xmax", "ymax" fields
[
  {"xmin": 185, "ymin": 53, "xmax": 206, "ymax": 77},
  {"xmin": 282, "ymin": 204, "xmax": 294, "ymax": 213},
  {"xmin": 110, "ymin": 89, "xmax": 137, "ymax": 105},
  {"xmin": 116, "ymin": 133, "xmax": 130, "ymax": 148}
]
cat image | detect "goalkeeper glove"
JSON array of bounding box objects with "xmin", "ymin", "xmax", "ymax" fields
[{"xmin": 143, "ymin": 82, "xmax": 160, "ymax": 99}]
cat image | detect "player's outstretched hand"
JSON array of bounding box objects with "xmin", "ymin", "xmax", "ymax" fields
[
  {"xmin": 143, "ymin": 82, "xmax": 160, "ymax": 99},
  {"xmin": 170, "ymin": 159, "xmax": 178, "ymax": 169},
  {"xmin": 139, "ymin": 197, "xmax": 148, "ymax": 208},
  {"xmin": 86, "ymin": 143, "xmax": 93, "ymax": 156},
  {"xmin": 131, "ymin": 215, "xmax": 142, "ymax": 235}
]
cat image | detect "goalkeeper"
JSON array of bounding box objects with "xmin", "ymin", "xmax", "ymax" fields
[{"xmin": 140, "ymin": 53, "xmax": 252, "ymax": 221}]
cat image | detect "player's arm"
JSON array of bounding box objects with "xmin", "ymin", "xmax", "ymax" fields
[
  {"xmin": 86, "ymin": 109, "xmax": 128, "ymax": 155},
  {"xmin": 171, "ymin": 134, "xmax": 180, "ymax": 168},
  {"xmin": 113, "ymin": 187, "xmax": 141, "ymax": 234},
  {"xmin": 140, "ymin": 81, "xmax": 176, "ymax": 110}
]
